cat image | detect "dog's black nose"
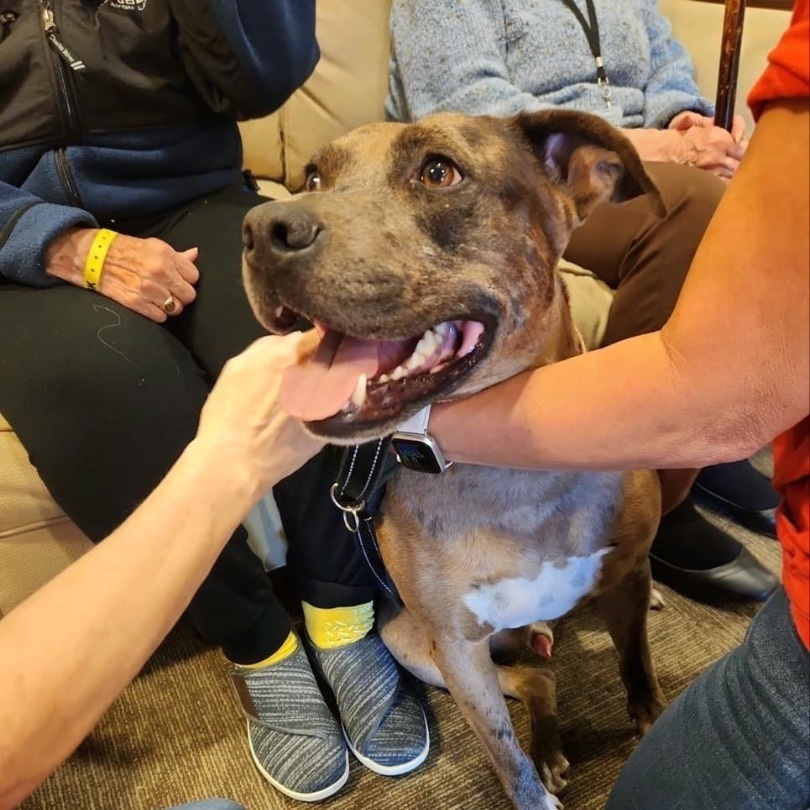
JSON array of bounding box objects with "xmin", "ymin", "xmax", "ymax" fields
[{"xmin": 243, "ymin": 205, "xmax": 324, "ymax": 261}]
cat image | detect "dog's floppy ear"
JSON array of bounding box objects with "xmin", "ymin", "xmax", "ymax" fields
[{"xmin": 514, "ymin": 109, "xmax": 665, "ymax": 223}]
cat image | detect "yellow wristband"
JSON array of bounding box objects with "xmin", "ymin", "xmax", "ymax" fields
[{"xmin": 83, "ymin": 228, "xmax": 117, "ymax": 291}]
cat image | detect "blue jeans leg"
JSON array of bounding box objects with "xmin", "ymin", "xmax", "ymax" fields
[
  {"xmin": 166, "ymin": 801, "xmax": 246, "ymax": 810},
  {"xmin": 606, "ymin": 588, "xmax": 810, "ymax": 810}
]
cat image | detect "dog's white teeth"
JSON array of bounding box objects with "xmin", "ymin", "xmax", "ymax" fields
[
  {"xmin": 416, "ymin": 329, "xmax": 438, "ymax": 357},
  {"xmin": 350, "ymin": 373, "xmax": 368, "ymax": 407},
  {"xmin": 404, "ymin": 351, "xmax": 426, "ymax": 371},
  {"xmin": 374, "ymin": 321, "xmax": 470, "ymax": 387},
  {"xmin": 274, "ymin": 305, "xmax": 286, "ymax": 319}
]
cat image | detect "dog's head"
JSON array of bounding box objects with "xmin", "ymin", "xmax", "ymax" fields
[{"xmin": 243, "ymin": 110, "xmax": 663, "ymax": 443}]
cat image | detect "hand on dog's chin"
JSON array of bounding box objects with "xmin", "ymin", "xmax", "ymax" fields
[
  {"xmin": 280, "ymin": 330, "xmax": 380, "ymax": 422},
  {"xmin": 275, "ymin": 331, "xmax": 339, "ymax": 421}
]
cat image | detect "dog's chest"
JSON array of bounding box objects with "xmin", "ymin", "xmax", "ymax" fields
[
  {"xmin": 462, "ymin": 548, "xmax": 610, "ymax": 629},
  {"xmin": 384, "ymin": 466, "xmax": 625, "ymax": 632}
]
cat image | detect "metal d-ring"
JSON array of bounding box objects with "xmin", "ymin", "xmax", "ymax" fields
[{"xmin": 329, "ymin": 482, "xmax": 365, "ymax": 533}]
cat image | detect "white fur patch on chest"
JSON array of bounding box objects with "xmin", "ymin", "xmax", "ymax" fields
[{"xmin": 462, "ymin": 549, "xmax": 610, "ymax": 631}]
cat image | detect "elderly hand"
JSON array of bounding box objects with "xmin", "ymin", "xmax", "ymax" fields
[
  {"xmin": 195, "ymin": 331, "xmax": 326, "ymax": 501},
  {"xmin": 668, "ymin": 112, "xmax": 748, "ymax": 181},
  {"xmin": 669, "ymin": 110, "xmax": 747, "ymax": 144},
  {"xmin": 45, "ymin": 229, "xmax": 199, "ymax": 322}
]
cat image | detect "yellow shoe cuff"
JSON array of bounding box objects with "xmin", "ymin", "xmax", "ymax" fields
[
  {"xmin": 236, "ymin": 631, "xmax": 299, "ymax": 670},
  {"xmin": 302, "ymin": 601, "xmax": 375, "ymax": 649}
]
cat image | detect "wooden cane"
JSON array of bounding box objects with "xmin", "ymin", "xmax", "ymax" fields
[{"xmin": 714, "ymin": 0, "xmax": 748, "ymax": 132}]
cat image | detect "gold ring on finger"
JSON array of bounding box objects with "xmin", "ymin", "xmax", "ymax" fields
[{"xmin": 162, "ymin": 295, "xmax": 177, "ymax": 314}]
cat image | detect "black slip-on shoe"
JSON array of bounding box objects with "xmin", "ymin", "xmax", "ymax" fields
[
  {"xmin": 650, "ymin": 545, "xmax": 779, "ymax": 603},
  {"xmin": 693, "ymin": 460, "xmax": 779, "ymax": 538}
]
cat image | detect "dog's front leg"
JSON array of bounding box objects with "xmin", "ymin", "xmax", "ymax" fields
[
  {"xmin": 597, "ymin": 559, "xmax": 667, "ymax": 734},
  {"xmin": 431, "ymin": 635, "xmax": 562, "ymax": 810}
]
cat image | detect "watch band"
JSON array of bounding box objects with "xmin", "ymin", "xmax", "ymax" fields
[
  {"xmin": 391, "ymin": 404, "xmax": 451, "ymax": 474},
  {"xmin": 396, "ymin": 405, "xmax": 432, "ymax": 435}
]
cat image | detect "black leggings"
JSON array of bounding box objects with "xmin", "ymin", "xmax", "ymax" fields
[{"xmin": 0, "ymin": 187, "xmax": 376, "ymax": 664}]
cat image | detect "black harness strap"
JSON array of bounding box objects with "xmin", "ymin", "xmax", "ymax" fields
[{"xmin": 330, "ymin": 438, "xmax": 403, "ymax": 604}]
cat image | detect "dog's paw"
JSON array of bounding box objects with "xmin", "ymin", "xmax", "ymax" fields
[
  {"xmin": 629, "ymin": 691, "xmax": 668, "ymax": 735},
  {"xmin": 649, "ymin": 587, "xmax": 666, "ymax": 611},
  {"xmin": 541, "ymin": 790, "xmax": 564, "ymax": 810},
  {"xmin": 540, "ymin": 751, "xmax": 570, "ymax": 795}
]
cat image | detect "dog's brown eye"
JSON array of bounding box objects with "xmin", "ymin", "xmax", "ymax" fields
[
  {"xmin": 304, "ymin": 172, "xmax": 322, "ymax": 192},
  {"xmin": 419, "ymin": 158, "xmax": 462, "ymax": 188}
]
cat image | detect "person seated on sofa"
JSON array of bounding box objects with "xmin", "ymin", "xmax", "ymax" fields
[
  {"xmin": 385, "ymin": 0, "xmax": 780, "ymax": 602},
  {"xmin": 418, "ymin": 6, "xmax": 807, "ymax": 805},
  {"xmin": 0, "ymin": 1, "xmax": 426, "ymax": 802},
  {"xmin": 0, "ymin": 334, "xmax": 318, "ymax": 810}
]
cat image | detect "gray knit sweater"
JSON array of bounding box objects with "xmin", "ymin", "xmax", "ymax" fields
[{"xmin": 386, "ymin": 0, "xmax": 713, "ymax": 129}]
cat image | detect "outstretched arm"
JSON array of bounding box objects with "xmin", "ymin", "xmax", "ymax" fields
[
  {"xmin": 431, "ymin": 98, "xmax": 810, "ymax": 471},
  {"xmin": 0, "ymin": 333, "xmax": 324, "ymax": 810}
]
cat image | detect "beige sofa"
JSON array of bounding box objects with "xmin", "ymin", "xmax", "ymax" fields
[{"xmin": 0, "ymin": 0, "xmax": 790, "ymax": 618}]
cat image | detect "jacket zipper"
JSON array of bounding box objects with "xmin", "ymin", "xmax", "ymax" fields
[
  {"xmin": 42, "ymin": 2, "xmax": 86, "ymax": 72},
  {"xmin": 41, "ymin": 1, "xmax": 84, "ymax": 207},
  {"xmin": 41, "ymin": 1, "xmax": 82, "ymax": 140},
  {"xmin": 55, "ymin": 148, "xmax": 83, "ymax": 208}
]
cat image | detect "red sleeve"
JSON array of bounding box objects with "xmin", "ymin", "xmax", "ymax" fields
[{"xmin": 748, "ymin": 0, "xmax": 810, "ymax": 121}]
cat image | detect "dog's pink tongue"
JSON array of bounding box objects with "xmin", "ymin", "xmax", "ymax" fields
[{"xmin": 281, "ymin": 330, "xmax": 380, "ymax": 421}]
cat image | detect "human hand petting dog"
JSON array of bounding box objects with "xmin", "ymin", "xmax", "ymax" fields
[
  {"xmin": 195, "ymin": 331, "xmax": 326, "ymax": 503},
  {"xmin": 0, "ymin": 329, "xmax": 325, "ymax": 810},
  {"xmin": 45, "ymin": 228, "xmax": 199, "ymax": 322}
]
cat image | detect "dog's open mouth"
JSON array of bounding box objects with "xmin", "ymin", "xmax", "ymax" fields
[{"xmin": 280, "ymin": 312, "xmax": 489, "ymax": 430}]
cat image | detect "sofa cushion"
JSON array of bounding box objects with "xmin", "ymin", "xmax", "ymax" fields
[
  {"xmin": 239, "ymin": 111, "xmax": 284, "ymax": 182},
  {"xmin": 0, "ymin": 414, "xmax": 68, "ymax": 536},
  {"xmin": 281, "ymin": 0, "xmax": 393, "ymax": 190},
  {"xmin": 255, "ymin": 179, "xmax": 292, "ymax": 200},
  {"xmin": 241, "ymin": 0, "xmax": 393, "ymax": 190},
  {"xmin": 0, "ymin": 525, "xmax": 92, "ymax": 617},
  {"xmin": 0, "ymin": 413, "xmax": 92, "ymax": 617}
]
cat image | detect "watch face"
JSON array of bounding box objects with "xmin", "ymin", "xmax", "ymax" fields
[{"xmin": 391, "ymin": 437, "xmax": 446, "ymax": 474}]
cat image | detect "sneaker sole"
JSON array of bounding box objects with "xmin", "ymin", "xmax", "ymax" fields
[
  {"xmin": 342, "ymin": 718, "xmax": 430, "ymax": 777},
  {"xmin": 246, "ymin": 720, "xmax": 350, "ymax": 802}
]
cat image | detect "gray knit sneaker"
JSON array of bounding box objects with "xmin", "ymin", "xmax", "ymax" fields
[
  {"xmin": 230, "ymin": 638, "xmax": 349, "ymax": 802},
  {"xmin": 306, "ymin": 631, "xmax": 429, "ymax": 776}
]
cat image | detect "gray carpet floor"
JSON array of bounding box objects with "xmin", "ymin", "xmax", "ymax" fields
[{"xmin": 20, "ymin": 505, "xmax": 781, "ymax": 810}]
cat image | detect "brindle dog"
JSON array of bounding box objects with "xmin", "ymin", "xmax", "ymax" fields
[{"xmin": 241, "ymin": 110, "xmax": 668, "ymax": 810}]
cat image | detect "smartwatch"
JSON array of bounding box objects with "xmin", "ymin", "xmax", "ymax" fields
[{"xmin": 390, "ymin": 406, "xmax": 452, "ymax": 474}]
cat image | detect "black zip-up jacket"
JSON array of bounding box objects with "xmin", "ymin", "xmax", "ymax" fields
[{"xmin": 0, "ymin": 0, "xmax": 318, "ymax": 286}]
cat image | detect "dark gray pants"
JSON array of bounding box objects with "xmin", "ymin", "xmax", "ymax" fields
[{"xmin": 607, "ymin": 588, "xmax": 810, "ymax": 810}]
